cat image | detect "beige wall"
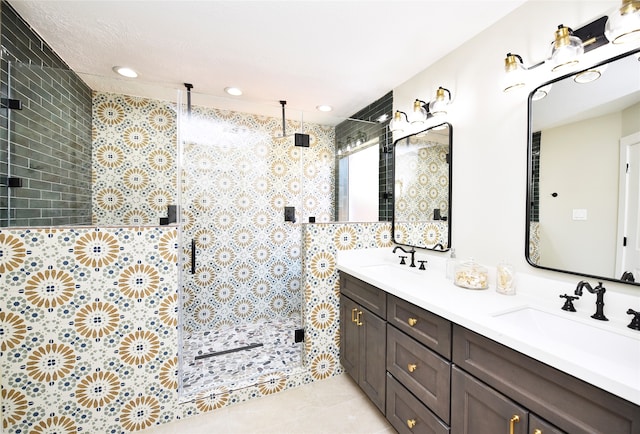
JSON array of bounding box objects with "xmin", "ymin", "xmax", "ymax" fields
[
  {"xmin": 539, "ymin": 112, "xmax": 621, "ymax": 276},
  {"xmin": 622, "ymin": 101, "xmax": 640, "ymax": 137}
]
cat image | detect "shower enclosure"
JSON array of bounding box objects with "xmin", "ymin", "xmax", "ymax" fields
[{"xmin": 177, "ymin": 90, "xmax": 335, "ymax": 400}]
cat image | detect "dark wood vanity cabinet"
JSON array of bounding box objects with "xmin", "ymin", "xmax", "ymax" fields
[
  {"xmin": 451, "ymin": 367, "xmax": 563, "ymax": 434},
  {"xmin": 339, "ymin": 272, "xmax": 640, "ymax": 434},
  {"xmin": 339, "ymin": 273, "xmax": 387, "ymax": 413},
  {"xmin": 452, "ymin": 325, "xmax": 640, "ymax": 434}
]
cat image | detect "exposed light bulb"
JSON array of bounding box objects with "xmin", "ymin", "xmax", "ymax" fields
[
  {"xmin": 428, "ymin": 87, "xmax": 451, "ymax": 116},
  {"xmin": 502, "ymin": 53, "xmax": 526, "ymax": 92},
  {"xmin": 550, "ymin": 25, "xmax": 584, "ymax": 73},
  {"xmin": 408, "ymin": 100, "xmax": 427, "ymax": 125},
  {"xmin": 605, "ymin": 0, "xmax": 640, "ymax": 44},
  {"xmin": 389, "ymin": 111, "xmax": 408, "ymax": 132}
]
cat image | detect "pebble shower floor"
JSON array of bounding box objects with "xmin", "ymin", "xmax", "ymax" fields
[{"xmin": 181, "ymin": 319, "xmax": 303, "ymax": 401}]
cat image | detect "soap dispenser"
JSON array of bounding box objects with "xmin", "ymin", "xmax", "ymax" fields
[{"xmin": 446, "ymin": 248, "xmax": 456, "ymax": 280}]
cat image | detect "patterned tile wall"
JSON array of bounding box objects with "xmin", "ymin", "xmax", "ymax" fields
[
  {"xmin": 0, "ymin": 227, "xmax": 180, "ymax": 433},
  {"xmin": 181, "ymin": 105, "xmax": 335, "ymax": 335},
  {"xmin": 92, "ymin": 92, "xmax": 177, "ymax": 226},
  {"xmin": 1, "ymin": 221, "xmax": 393, "ymax": 432}
]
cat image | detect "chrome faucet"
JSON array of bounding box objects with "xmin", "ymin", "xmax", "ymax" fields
[
  {"xmin": 392, "ymin": 245, "xmax": 416, "ymax": 268},
  {"xmin": 574, "ymin": 280, "xmax": 608, "ymax": 321}
]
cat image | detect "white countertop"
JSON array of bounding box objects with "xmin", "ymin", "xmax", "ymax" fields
[{"xmin": 337, "ymin": 248, "xmax": 640, "ymax": 406}]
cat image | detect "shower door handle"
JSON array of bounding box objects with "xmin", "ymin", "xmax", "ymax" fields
[{"xmin": 190, "ymin": 239, "xmax": 196, "ymax": 274}]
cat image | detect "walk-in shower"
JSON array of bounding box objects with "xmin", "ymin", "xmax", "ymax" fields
[{"xmin": 177, "ymin": 89, "xmax": 335, "ymax": 400}]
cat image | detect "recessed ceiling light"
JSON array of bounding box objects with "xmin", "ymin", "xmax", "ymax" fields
[
  {"xmin": 112, "ymin": 66, "xmax": 138, "ymax": 78},
  {"xmin": 225, "ymin": 87, "xmax": 243, "ymax": 96},
  {"xmin": 316, "ymin": 105, "xmax": 332, "ymax": 112}
]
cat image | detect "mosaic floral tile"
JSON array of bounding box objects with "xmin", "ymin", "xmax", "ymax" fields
[
  {"xmin": 92, "ymin": 92, "xmax": 177, "ymax": 226},
  {"xmin": 1, "ymin": 226, "xmax": 178, "ymax": 433}
]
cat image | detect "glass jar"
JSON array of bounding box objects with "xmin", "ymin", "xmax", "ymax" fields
[
  {"xmin": 496, "ymin": 262, "xmax": 516, "ymax": 295},
  {"xmin": 454, "ymin": 258, "xmax": 488, "ymax": 289}
]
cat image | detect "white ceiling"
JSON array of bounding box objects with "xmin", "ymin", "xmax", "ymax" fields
[{"xmin": 8, "ymin": 0, "xmax": 527, "ymax": 125}]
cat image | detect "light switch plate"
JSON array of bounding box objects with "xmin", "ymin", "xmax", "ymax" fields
[{"xmin": 572, "ymin": 209, "xmax": 587, "ymax": 220}]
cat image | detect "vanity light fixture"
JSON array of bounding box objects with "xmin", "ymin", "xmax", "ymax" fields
[
  {"xmin": 549, "ymin": 25, "xmax": 584, "ymax": 72},
  {"xmin": 502, "ymin": 53, "xmax": 527, "ymax": 92},
  {"xmin": 605, "ymin": 0, "xmax": 640, "ymax": 44},
  {"xmin": 408, "ymin": 99, "xmax": 428, "ymax": 125},
  {"xmin": 573, "ymin": 64, "xmax": 607, "ymax": 83},
  {"xmin": 112, "ymin": 66, "xmax": 138, "ymax": 78},
  {"xmin": 224, "ymin": 87, "xmax": 243, "ymax": 96},
  {"xmin": 531, "ymin": 84, "xmax": 552, "ymax": 101},
  {"xmin": 389, "ymin": 110, "xmax": 409, "ymax": 132},
  {"xmin": 428, "ymin": 87, "xmax": 451, "ymax": 116}
]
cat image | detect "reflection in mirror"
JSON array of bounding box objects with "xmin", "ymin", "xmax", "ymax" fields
[
  {"xmin": 392, "ymin": 123, "xmax": 452, "ymax": 250},
  {"xmin": 527, "ymin": 49, "xmax": 640, "ymax": 285}
]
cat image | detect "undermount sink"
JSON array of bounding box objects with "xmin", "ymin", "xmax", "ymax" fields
[{"xmin": 493, "ymin": 307, "xmax": 640, "ymax": 378}]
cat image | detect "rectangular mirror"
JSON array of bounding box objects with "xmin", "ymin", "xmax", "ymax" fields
[
  {"xmin": 527, "ymin": 48, "xmax": 640, "ymax": 285},
  {"xmin": 392, "ymin": 122, "xmax": 452, "ymax": 250}
]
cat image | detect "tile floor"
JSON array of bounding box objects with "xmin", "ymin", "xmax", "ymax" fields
[
  {"xmin": 182, "ymin": 320, "xmax": 303, "ymax": 401},
  {"xmin": 141, "ymin": 374, "xmax": 394, "ymax": 434}
]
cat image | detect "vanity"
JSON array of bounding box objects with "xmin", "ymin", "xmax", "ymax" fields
[{"xmin": 337, "ymin": 248, "xmax": 640, "ymax": 434}]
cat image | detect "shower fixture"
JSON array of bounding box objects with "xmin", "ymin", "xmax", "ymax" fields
[{"xmin": 277, "ymin": 100, "xmax": 310, "ymax": 147}]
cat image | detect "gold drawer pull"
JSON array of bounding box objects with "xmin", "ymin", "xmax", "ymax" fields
[
  {"xmin": 356, "ymin": 310, "xmax": 363, "ymax": 326},
  {"xmin": 407, "ymin": 363, "xmax": 417, "ymax": 373},
  {"xmin": 407, "ymin": 317, "xmax": 418, "ymax": 326},
  {"xmin": 509, "ymin": 415, "xmax": 520, "ymax": 434},
  {"xmin": 351, "ymin": 308, "xmax": 358, "ymax": 323},
  {"xmin": 407, "ymin": 419, "xmax": 416, "ymax": 429},
  {"xmin": 533, "ymin": 430, "xmax": 542, "ymax": 434}
]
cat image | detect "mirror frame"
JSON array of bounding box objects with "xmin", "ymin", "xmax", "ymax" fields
[
  {"xmin": 392, "ymin": 122, "xmax": 452, "ymax": 251},
  {"xmin": 525, "ymin": 48, "xmax": 640, "ymax": 286}
]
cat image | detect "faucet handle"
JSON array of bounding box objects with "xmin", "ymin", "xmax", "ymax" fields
[
  {"xmin": 398, "ymin": 255, "xmax": 407, "ymax": 265},
  {"xmin": 418, "ymin": 260, "xmax": 428, "ymax": 270},
  {"xmin": 627, "ymin": 309, "xmax": 640, "ymax": 331},
  {"xmin": 559, "ymin": 294, "xmax": 579, "ymax": 312}
]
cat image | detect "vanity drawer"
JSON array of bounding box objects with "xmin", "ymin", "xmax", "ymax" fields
[
  {"xmin": 388, "ymin": 294, "xmax": 451, "ymax": 359},
  {"xmin": 452, "ymin": 325, "xmax": 640, "ymax": 434},
  {"xmin": 340, "ymin": 272, "xmax": 386, "ymax": 319},
  {"xmin": 387, "ymin": 324, "xmax": 451, "ymax": 424},
  {"xmin": 387, "ymin": 373, "xmax": 449, "ymax": 434}
]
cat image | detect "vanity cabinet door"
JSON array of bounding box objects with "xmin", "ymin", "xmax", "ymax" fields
[
  {"xmin": 359, "ymin": 306, "xmax": 386, "ymax": 412},
  {"xmin": 451, "ymin": 367, "xmax": 527, "ymax": 434},
  {"xmin": 339, "ymin": 292, "xmax": 386, "ymax": 413},
  {"xmin": 340, "ymin": 294, "xmax": 360, "ymax": 383}
]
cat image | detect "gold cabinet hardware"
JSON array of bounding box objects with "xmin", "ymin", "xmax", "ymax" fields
[
  {"xmin": 509, "ymin": 415, "xmax": 520, "ymax": 434},
  {"xmin": 407, "ymin": 317, "xmax": 418, "ymax": 326},
  {"xmin": 533, "ymin": 430, "xmax": 542, "ymax": 434},
  {"xmin": 407, "ymin": 363, "xmax": 417, "ymax": 373},
  {"xmin": 407, "ymin": 419, "xmax": 416, "ymax": 429},
  {"xmin": 356, "ymin": 310, "xmax": 363, "ymax": 326},
  {"xmin": 351, "ymin": 308, "xmax": 358, "ymax": 323}
]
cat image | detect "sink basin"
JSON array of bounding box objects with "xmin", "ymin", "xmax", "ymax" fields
[{"xmin": 493, "ymin": 307, "xmax": 640, "ymax": 378}]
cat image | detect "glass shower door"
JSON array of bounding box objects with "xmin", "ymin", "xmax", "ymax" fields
[{"xmin": 178, "ymin": 92, "xmax": 305, "ymax": 400}]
